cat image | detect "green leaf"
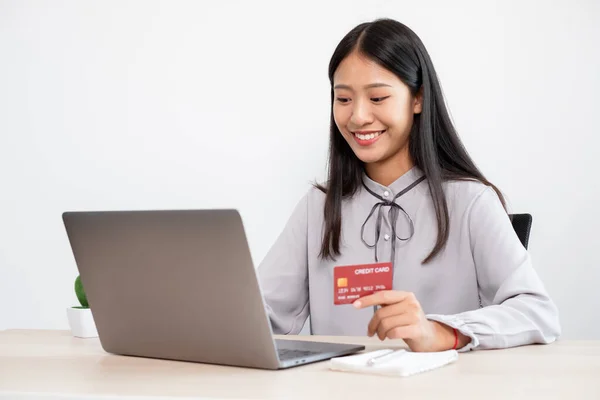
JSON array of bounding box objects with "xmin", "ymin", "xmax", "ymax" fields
[{"xmin": 74, "ymin": 275, "xmax": 89, "ymax": 308}]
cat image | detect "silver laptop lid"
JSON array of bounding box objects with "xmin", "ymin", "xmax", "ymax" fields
[{"xmin": 63, "ymin": 209, "xmax": 281, "ymax": 369}]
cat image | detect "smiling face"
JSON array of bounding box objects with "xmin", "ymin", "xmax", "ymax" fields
[{"xmin": 332, "ymin": 50, "xmax": 422, "ymax": 176}]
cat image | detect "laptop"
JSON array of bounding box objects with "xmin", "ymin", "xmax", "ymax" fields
[{"xmin": 62, "ymin": 209, "xmax": 365, "ymax": 370}]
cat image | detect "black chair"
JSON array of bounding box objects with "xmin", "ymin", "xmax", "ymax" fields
[{"xmin": 509, "ymin": 213, "xmax": 533, "ymax": 249}]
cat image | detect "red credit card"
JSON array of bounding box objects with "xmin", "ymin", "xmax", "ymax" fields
[{"xmin": 333, "ymin": 262, "xmax": 393, "ymax": 305}]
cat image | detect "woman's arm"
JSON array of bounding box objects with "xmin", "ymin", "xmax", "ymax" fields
[
  {"xmin": 427, "ymin": 187, "xmax": 561, "ymax": 351},
  {"xmin": 256, "ymin": 193, "xmax": 310, "ymax": 335}
]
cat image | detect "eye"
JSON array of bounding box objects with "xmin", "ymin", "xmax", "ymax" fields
[
  {"xmin": 336, "ymin": 97, "xmax": 350, "ymax": 104},
  {"xmin": 371, "ymin": 96, "xmax": 390, "ymax": 103}
]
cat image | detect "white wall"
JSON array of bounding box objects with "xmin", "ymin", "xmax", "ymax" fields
[{"xmin": 1, "ymin": 0, "xmax": 598, "ymax": 338}]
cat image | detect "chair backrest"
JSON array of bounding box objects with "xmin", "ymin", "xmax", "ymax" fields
[{"xmin": 509, "ymin": 213, "xmax": 533, "ymax": 249}]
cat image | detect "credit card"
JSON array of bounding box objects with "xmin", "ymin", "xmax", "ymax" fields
[{"xmin": 333, "ymin": 262, "xmax": 393, "ymax": 305}]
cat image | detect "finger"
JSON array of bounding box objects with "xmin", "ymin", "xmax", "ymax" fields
[
  {"xmin": 373, "ymin": 315, "xmax": 419, "ymax": 341},
  {"xmin": 367, "ymin": 302, "xmax": 408, "ymax": 336},
  {"xmin": 374, "ymin": 314, "xmax": 418, "ymax": 340},
  {"xmin": 383, "ymin": 324, "xmax": 420, "ymax": 341},
  {"xmin": 353, "ymin": 291, "xmax": 414, "ymax": 309}
]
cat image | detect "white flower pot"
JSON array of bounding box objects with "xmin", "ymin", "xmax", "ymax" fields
[{"xmin": 66, "ymin": 307, "xmax": 98, "ymax": 338}]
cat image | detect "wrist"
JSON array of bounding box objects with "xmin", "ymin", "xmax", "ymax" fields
[{"xmin": 430, "ymin": 320, "xmax": 471, "ymax": 351}]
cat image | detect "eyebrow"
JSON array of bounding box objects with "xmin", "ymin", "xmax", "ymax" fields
[{"xmin": 333, "ymin": 83, "xmax": 392, "ymax": 90}]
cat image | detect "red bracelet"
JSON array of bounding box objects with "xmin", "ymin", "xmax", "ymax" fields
[{"xmin": 452, "ymin": 328, "xmax": 459, "ymax": 350}]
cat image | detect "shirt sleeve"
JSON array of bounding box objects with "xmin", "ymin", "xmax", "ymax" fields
[
  {"xmin": 426, "ymin": 186, "xmax": 561, "ymax": 352},
  {"xmin": 256, "ymin": 192, "xmax": 310, "ymax": 335}
]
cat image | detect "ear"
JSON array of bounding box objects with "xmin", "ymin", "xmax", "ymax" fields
[{"xmin": 413, "ymin": 87, "xmax": 423, "ymax": 114}]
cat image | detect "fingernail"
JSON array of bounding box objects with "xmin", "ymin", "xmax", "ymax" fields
[{"xmin": 353, "ymin": 300, "xmax": 361, "ymax": 308}]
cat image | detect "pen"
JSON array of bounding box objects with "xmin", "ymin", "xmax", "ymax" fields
[{"xmin": 367, "ymin": 349, "xmax": 406, "ymax": 366}]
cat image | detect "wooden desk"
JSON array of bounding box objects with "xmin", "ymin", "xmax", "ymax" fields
[{"xmin": 1, "ymin": 330, "xmax": 599, "ymax": 399}]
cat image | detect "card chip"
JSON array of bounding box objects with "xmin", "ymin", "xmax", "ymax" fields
[{"xmin": 337, "ymin": 277, "xmax": 348, "ymax": 287}]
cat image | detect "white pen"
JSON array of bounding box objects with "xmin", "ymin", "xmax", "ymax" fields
[{"xmin": 367, "ymin": 349, "xmax": 406, "ymax": 366}]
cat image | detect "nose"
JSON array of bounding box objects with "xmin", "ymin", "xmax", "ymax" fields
[{"xmin": 350, "ymin": 99, "xmax": 373, "ymax": 127}]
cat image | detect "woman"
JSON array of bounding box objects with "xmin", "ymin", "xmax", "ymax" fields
[{"xmin": 257, "ymin": 18, "xmax": 560, "ymax": 352}]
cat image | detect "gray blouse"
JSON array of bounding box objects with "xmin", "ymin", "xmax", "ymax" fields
[{"xmin": 257, "ymin": 167, "xmax": 561, "ymax": 351}]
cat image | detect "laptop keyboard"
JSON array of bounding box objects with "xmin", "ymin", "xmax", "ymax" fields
[{"xmin": 277, "ymin": 348, "xmax": 320, "ymax": 361}]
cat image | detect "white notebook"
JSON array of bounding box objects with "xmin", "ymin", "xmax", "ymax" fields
[{"xmin": 329, "ymin": 348, "xmax": 458, "ymax": 377}]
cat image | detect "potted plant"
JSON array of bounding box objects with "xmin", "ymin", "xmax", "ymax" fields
[{"xmin": 66, "ymin": 275, "xmax": 98, "ymax": 338}]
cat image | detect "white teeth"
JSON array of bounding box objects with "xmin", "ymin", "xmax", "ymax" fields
[{"xmin": 355, "ymin": 131, "xmax": 383, "ymax": 140}]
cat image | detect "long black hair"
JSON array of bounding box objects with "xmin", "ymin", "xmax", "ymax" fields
[{"xmin": 316, "ymin": 18, "xmax": 506, "ymax": 264}]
